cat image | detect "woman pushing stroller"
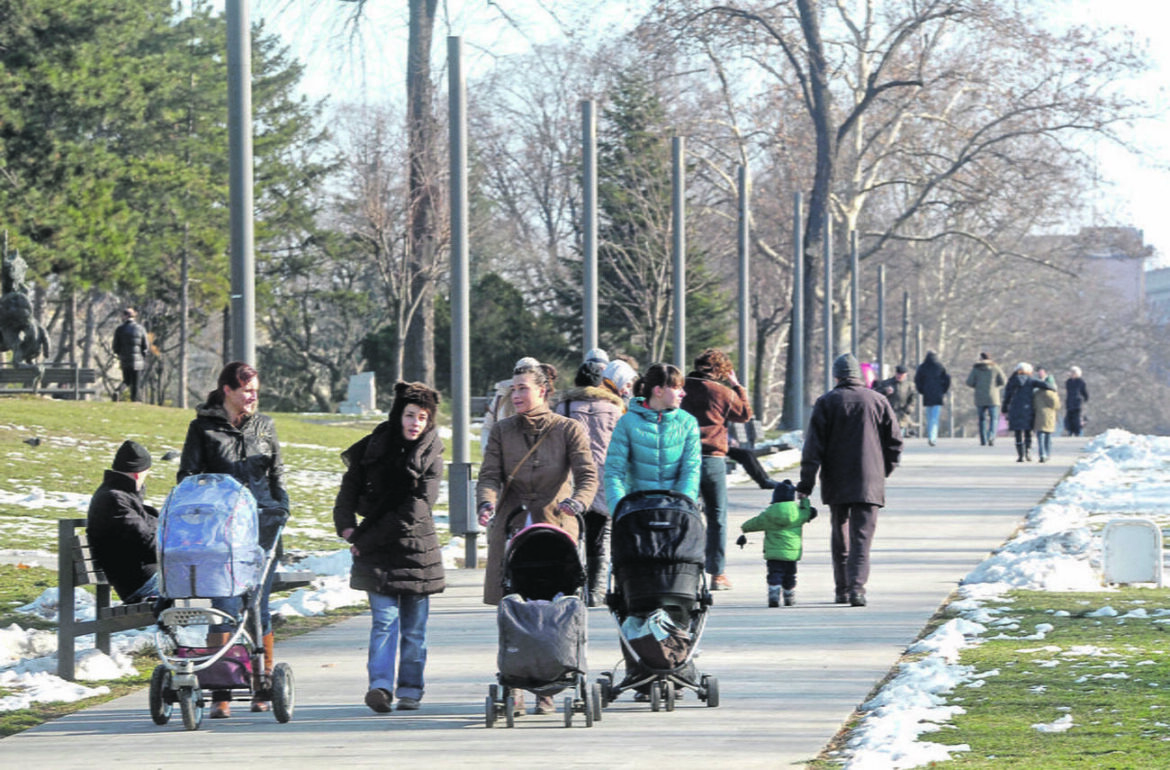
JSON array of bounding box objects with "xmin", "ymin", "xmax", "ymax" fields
[{"xmin": 477, "ymin": 358, "xmax": 597, "ymax": 715}]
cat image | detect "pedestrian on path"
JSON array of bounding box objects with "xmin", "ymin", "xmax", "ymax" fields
[
  {"xmin": 476, "ymin": 358, "xmax": 597, "ymax": 716},
  {"xmin": 797, "ymin": 353, "xmax": 903, "ymax": 607},
  {"xmin": 1064, "ymin": 366, "xmax": 1089, "ymax": 436},
  {"xmin": 555, "ymin": 358, "xmax": 625, "ymax": 606},
  {"xmin": 913, "ymin": 350, "xmax": 950, "ymax": 446},
  {"xmin": 873, "ymin": 365, "xmax": 916, "ymax": 436},
  {"xmin": 680, "ymin": 348, "xmax": 753, "ymax": 591},
  {"xmin": 1001, "ymin": 362, "xmax": 1055, "ymax": 463},
  {"xmin": 965, "ymin": 352, "xmax": 1006, "ymax": 446},
  {"xmin": 737, "ymin": 480, "xmax": 816, "ymax": 608},
  {"xmin": 112, "ymin": 307, "xmax": 148, "ymax": 402},
  {"xmin": 1032, "ymin": 369, "xmax": 1061, "ymax": 463},
  {"xmin": 333, "ymin": 382, "xmax": 445, "ymax": 715}
]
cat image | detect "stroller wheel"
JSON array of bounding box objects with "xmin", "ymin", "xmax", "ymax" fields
[
  {"xmin": 484, "ymin": 695, "xmax": 496, "ymax": 728},
  {"xmin": 271, "ymin": 662, "xmax": 295, "ymax": 723},
  {"xmin": 703, "ymin": 675, "xmax": 720, "ymax": 708},
  {"xmin": 149, "ymin": 665, "xmax": 172, "ymax": 725},
  {"xmin": 590, "ymin": 683, "xmax": 603, "ymax": 721},
  {"xmin": 650, "ymin": 681, "xmax": 661, "ymax": 712},
  {"xmin": 563, "ymin": 696, "xmax": 573, "ymax": 727},
  {"xmin": 664, "ymin": 681, "xmax": 676, "ymax": 712},
  {"xmin": 504, "ymin": 695, "xmax": 516, "ymax": 728},
  {"xmin": 178, "ymin": 686, "xmax": 203, "ymax": 731}
]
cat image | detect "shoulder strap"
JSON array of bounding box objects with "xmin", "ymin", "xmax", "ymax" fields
[{"xmin": 498, "ymin": 426, "xmax": 552, "ymax": 504}]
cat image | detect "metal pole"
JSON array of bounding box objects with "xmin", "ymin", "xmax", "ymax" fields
[
  {"xmin": 823, "ymin": 215, "xmax": 833, "ymax": 394},
  {"xmin": 792, "ymin": 192, "xmax": 804, "ymax": 429},
  {"xmin": 672, "ymin": 136, "xmax": 686, "ymax": 370},
  {"xmin": 582, "ymin": 100, "xmax": 598, "ymax": 354},
  {"xmin": 737, "ymin": 165, "xmax": 750, "ymax": 391},
  {"xmin": 901, "ymin": 291, "xmax": 910, "ymax": 365},
  {"xmin": 226, "ymin": 0, "xmax": 255, "ymax": 366},
  {"xmin": 850, "ymin": 230, "xmax": 859, "ymax": 360},
  {"xmin": 447, "ymin": 37, "xmax": 476, "ymax": 567},
  {"xmin": 877, "ymin": 265, "xmax": 886, "ymax": 379},
  {"xmin": 915, "ymin": 323, "xmax": 923, "ymax": 433}
]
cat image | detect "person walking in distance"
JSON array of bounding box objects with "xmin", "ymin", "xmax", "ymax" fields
[
  {"xmin": 1064, "ymin": 366, "xmax": 1089, "ymax": 436},
  {"xmin": 965, "ymin": 352, "xmax": 1007, "ymax": 446},
  {"xmin": 113, "ymin": 308, "xmax": 148, "ymax": 402},
  {"xmin": 1032, "ymin": 369, "xmax": 1061, "ymax": 463},
  {"xmin": 913, "ymin": 351, "xmax": 950, "ymax": 446},
  {"xmin": 872, "ymin": 365, "xmax": 915, "ymax": 436},
  {"xmin": 796, "ymin": 354, "xmax": 903, "ymax": 607},
  {"xmin": 680, "ymin": 348, "xmax": 753, "ymax": 591},
  {"xmin": 1001, "ymin": 362, "xmax": 1056, "ymax": 463}
]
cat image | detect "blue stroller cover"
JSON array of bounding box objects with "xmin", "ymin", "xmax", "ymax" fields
[{"xmin": 158, "ymin": 474, "xmax": 264, "ymax": 598}]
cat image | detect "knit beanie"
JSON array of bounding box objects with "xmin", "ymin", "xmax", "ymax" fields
[
  {"xmin": 602, "ymin": 359, "xmax": 637, "ymax": 395},
  {"xmin": 771, "ymin": 479, "xmax": 797, "ymax": 504},
  {"xmin": 832, "ymin": 353, "xmax": 861, "ymax": 381},
  {"xmin": 583, "ymin": 348, "xmax": 609, "ymax": 365},
  {"xmin": 575, "ymin": 361, "xmax": 605, "ymax": 387},
  {"xmin": 113, "ymin": 440, "xmax": 152, "ymax": 473}
]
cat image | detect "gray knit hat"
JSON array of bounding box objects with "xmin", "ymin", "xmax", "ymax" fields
[{"xmin": 832, "ymin": 353, "xmax": 861, "ymax": 381}]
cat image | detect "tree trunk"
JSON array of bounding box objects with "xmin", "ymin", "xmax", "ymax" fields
[
  {"xmin": 403, "ymin": 0, "xmax": 438, "ymax": 386},
  {"xmin": 179, "ymin": 223, "xmax": 189, "ymax": 408}
]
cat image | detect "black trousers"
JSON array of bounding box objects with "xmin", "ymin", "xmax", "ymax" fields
[
  {"xmin": 829, "ymin": 503, "xmax": 878, "ymax": 594},
  {"xmin": 726, "ymin": 445, "xmax": 772, "ymax": 488},
  {"xmin": 765, "ymin": 559, "xmax": 797, "ymax": 590},
  {"xmin": 120, "ymin": 365, "xmax": 142, "ymax": 402},
  {"xmin": 584, "ymin": 511, "xmax": 610, "ymax": 597}
]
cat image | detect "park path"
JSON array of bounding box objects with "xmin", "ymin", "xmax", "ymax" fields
[{"xmin": 1, "ymin": 437, "xmax": 1079, "ymax": 768}]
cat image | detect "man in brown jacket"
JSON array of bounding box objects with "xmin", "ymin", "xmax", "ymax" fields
[
  {"xmin": 680, "ymin": 348, "xmax": 752, "ymax": 590},
  {"xmin": 797, "ymin": 353, "xmax": 903, "ymax": 607}
]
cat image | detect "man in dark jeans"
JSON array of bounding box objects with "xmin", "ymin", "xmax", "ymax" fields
[
  {"xmin": 113, "ymin": 307, "xmax": 148, "ymax": 402},
  {"xmin": 797, "ymin": 353, "xmax": 903, "ymax": 607}
]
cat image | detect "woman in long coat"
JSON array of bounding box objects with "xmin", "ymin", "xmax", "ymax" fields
[
  {"xmin": 476, "ymin": 359, "xmax": 598, "ymax": 714},
  {"xmin": 334, "ymin": 382, "xmax": 445, "ymax": 714},
  {"xmin": 1001, "ymin": 362, "xmax": 1054, "ymax": 463}
]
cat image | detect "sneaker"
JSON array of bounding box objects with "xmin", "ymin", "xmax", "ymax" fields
[
  {"xmin": 711, "ymin": 574, "xmax": 733, "ymax": 591},
  {"xmin": 834, "ymin": 591, "xmax": 849, "ymax": 604},
  {"xmin": 395, "ymin": 696, "xmax": 421, "ymax": 711},
  {"xmin": 364, "ymin": 687, "xmax": 393, "ymax": 714},
  {"xmin": 783, "ymin": 590, "xmax": 796, "ymax": 606},
  {"xmin": 534, "ymin": 695, "xmax": 556, "ymax": 715},
  {"xmin": 849, "ymin": 591, "xmax": 867, "ymax": 607}
]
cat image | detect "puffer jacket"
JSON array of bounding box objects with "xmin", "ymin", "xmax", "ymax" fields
[
  {"xmin": 1002, "ymin": 374, "xmax": 1054, "ymax": 432},
  {"xmin": 914, "ymin": 352, "xmax": 951, "ymax": 407},
  {"xmin": 1033, "ymin": 383, "xmax": 1062, "ymax": 434},
  {"xmin": 555, "ymin": 385, "xmax": 625, "ymax": 515},
  {"xmin": 178, "ymin": 403, "xmax": 290, "ymax": 548},
  {"xmin": 113, "ymin": 320, "xmax": 148, "ymax": 370},
  {"xmin": 604, "ymin": 398, "xmax": 701, "ymax": 507},
  {"xmin": 740, "ymin": 498, "xmax": 815, "ymax": 562},
  {"xmin": 965, "ymin": 360, "xmax": 1006, "ymax": 407},
  {"xmin": 85, "ymin": 470, "xmax": 159, "ymax": 601},
  {"xmin": 333, "ymin": 422, "xmax": 445, "ymax": 597}
]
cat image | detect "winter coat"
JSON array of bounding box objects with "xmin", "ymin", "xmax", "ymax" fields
[
  {"xmin": 477, "ymin": 403, "xmax": 598, "ymax": 605},
  {"xmin": 913, "ymin": 352, "xmax": 951, "ymax": 407},
  {"xmin": 85, "ymin": 470, "xmax": 159, "ymax": 601},
  {"xmin": 333, "ymin": 422, "xmax": 445, "ymax": 597},
  {"xmin": 1065, "ymin": 377, "xmax": 1089, "ymax": 411},
  {"xmin": 680, "ymin": 374, "xmax": 752, "ymax": 457},
  {"xmin": 555, "ymin": 385, "xmax": 625, "ymax": 515},
  {"xmin": 797, "ymin": 378, "xmax": 903, "ymax": 507},
  {"xmin": 604, "ymin": 398, "xmax": 701, "ymax": 507},
  {"xmin": 112, "ymin": 320, "xmax": 148, "ymax": 370},
  {"xmin": 1001, "ymin": 374, "xmax": 1054, "ymax": 432},
  {"xmin": 965, "ymin": 360, "xmax": 1007, "ymax": 407},
  {"xmin": 873, "ymin": 375, "xmax": 915, "ymax": 419},
  {"xmin": 178, "ymin": 403, "xmax": 290, "ymax": 549},
  {"xmin": 1033, "ymin": 384, "xmax": 1062, "ymax": 434},
  {"xmin": 740, "ymin": 498, "xmax": 814, "ymax": 562}
]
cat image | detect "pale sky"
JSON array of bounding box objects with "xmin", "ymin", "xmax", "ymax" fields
[{"xmin": 237, "ymin": 0, "xmax": 1170, "ymax": 268}]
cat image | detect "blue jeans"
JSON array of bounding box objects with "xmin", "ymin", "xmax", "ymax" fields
[
  {"xmin": 924, "ymin": 405, "xmax": 941, "ymax": 443},
  {"xmin": 209, "ymin": 559, "xmax": 277, "ymax": 635},
  {"xmin": 698, "ymin": 456, "xmax": 729, "ymax": 576},
  {"xmin": 367, "ymin": 592, "xmax": 429, "ymax": 700},
  {"xmin": 1037, "ymin": 431, "xmax": 1052, "ymax": 459},
  {"xmin": 977, "ymin": 405, "xmax": 999, "ymax": 445}
]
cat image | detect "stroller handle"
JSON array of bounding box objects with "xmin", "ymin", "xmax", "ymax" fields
[{"xmin": 504, "ymin": 505, "xmax": 586, "ymax": 537}]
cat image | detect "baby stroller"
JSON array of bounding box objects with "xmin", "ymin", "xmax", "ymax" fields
[
  {"xmin": 597, "ymin": 489, "xmax": 719, "ymax": 711},
  {"xmin": 148, "ymin": 474, "xmax": 294, "ymax": 731},
  {"xmin": 484, "ymin": 507, "xmax": 600, "ymax": 728}
]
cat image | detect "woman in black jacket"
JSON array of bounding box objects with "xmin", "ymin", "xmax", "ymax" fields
[
  {"xmin": 334, "ymin": 382, "xmax": 446, "ymax": 714},
  {"xmin": 178, "ymin": 361, "xmax": 290, "ymax": 718}
]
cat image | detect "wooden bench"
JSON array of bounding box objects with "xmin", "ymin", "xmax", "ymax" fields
[
  {"xmin": 0, "ymin": 364, "xmax": 98, "ymax": 399},
  {"xmin": 56, "ymin": 519, "xmax": 315, "ymax": 681}
]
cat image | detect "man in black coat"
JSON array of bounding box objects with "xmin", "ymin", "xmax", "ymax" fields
[
  {"xmin": 112, "ymin": 307, "xmax": 148, "ymax": 402},
  {"xmin": 85, "ymin": 440, "xmax": 159, "ymax": 601},
  {"xmin": 797, "ymin": 353, "xmax": 903, "ymax": 607}
]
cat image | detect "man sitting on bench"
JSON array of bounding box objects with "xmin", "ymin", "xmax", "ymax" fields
[{"xmin": 85, "ymin": 440, "xmax": 160, "ymax": 602}]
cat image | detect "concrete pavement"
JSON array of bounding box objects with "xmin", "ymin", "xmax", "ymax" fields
[{"xmin": 1, "ymin": 437, "xmax": 1082, "ymax": 768}]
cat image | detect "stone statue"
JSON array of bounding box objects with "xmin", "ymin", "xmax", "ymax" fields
[{"xmin": 1, "ymin": 250, "xmax": 52, "ymax": 366}]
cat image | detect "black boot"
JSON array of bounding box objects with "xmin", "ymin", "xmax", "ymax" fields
[
  {"xmin": 1016, "ymin": 443, "xmax": 1025, "ymax": 463},
  {"xmin": 1025, "ymin": 442, "xmax": 1032, "ymax": 462}
]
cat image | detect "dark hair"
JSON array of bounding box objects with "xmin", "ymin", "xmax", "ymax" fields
[
  {"xmin": 513, "ymin": 359, "xmax": 558, "ymax": 401},
  {"xmin": 206, "ymin": 361, "xmax": 258, "ymax": 406},
  {"xmin": 633, "ymin": 363, "xmax": 684, "ymax": 400},
  {"xmin": 979, "ymin": 351, "xmax": 990, "ymax": 360},
  {"xmin": 693, "ymin": 348, "xmax": 733, "ymax": 379},
  {"xmin": 388, "ymin": 381, "xmax": 440, "ymax": 439},
  {"xmin": 574, "ymin": 361, "xmax": 605, "ymax": 387}
]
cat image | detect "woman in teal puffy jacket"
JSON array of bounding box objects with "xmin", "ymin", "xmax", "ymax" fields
[{"xmin": 604, "ymin": 363, "xmax": 701, "ymax": 507}]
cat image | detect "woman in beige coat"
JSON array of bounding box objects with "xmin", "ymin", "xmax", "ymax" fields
[
  {"xmin": 476, "ymin": 359, "xmax": 598, "ymax": 713},
  {"xmin": 1033, "ymin": 371, "xmax": 1061, "ymax": 463}
]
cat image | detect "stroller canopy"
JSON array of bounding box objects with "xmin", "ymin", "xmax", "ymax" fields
[
  {"xmin": 611, "ymin": 489, "xmax": 705, "ymax": 571},
  {"xmin": 504, "ymin": 522, "xmax": 586, "ymax": 601}
]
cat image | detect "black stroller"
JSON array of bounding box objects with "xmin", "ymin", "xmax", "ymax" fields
[
  {"xmin": 485, "ymin": 508, "xmax": 600, "ymax": 728},
  {"xmin": 597, "ymin": 489, "xmax": 719, "ymax": 711},
  {"xmin": 148, "ymin": 474, "xmax": 294, "ymax": 730}
]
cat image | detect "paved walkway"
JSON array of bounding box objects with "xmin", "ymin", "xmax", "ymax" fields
[{"xmin": 2, "ymin": 438, "xmax": 1081, "ymax": 768}]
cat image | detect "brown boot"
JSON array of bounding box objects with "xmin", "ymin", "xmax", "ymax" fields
[
  {"xmin": 251, "ymin": 632, "xmax": 275, "ymax": 712},
  {"xmin": 206, "ymin": 632, "xmax": 233, "ymax": 718}
]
